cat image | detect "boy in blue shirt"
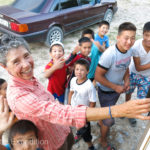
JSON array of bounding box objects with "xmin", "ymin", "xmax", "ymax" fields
[{"xmin": 95, "ymin": 20, "xmax": 110, "ymax": 50}]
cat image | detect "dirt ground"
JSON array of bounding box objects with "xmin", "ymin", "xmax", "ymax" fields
[{"xmin": 0, "ymin": 0, "xmax": 150, "ymax": 150}]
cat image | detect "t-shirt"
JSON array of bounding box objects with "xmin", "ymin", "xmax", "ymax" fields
[
  {"xmin": 45, "ymin": 59, "xmax": 67, "ymax": 96},
  {"xmin": 70, "ymin": 77, "xmax": 97, "ymax": 107},
  {"xmin": 98, "ymin": 45, "xmax": 133, "ymax": 91},
  {"xmin": 88, "ymin": 43, "xmax": 102, "ymax": 79},
  {"xmin": 94, "ymin": 34, "xmax": 109, "ymax": 48},
  {"xmin": 65, "ymin": 53, "xmax": 91, "ymax": 88},
  {"xmin": 129, "ymin": 39, "xmax": 150, "ymax": 77}
]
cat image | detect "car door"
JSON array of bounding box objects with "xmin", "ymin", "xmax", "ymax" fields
[
  {"xmin": 78, "ymin": 0, "xmax": 107, "ymax": 26},
  {"xmin": 58, "ymin": 0, "xmax": 88, "ymax": 33}
]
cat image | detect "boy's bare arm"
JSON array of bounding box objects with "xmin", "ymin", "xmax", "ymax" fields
[
  {"xmin": 123, "ymin": 68, "xmax": 130, "ymax": 91},
  {"xmin": 44, "ymin": 57, "xmax": 65, "ymax": 78},
  {"xmin": 133, "ymin": 56, "xmax": 150, "ymax": 71},
  {"xmin": 68, "ymin": 91, "xmax": 74, "ymax": 105},
  {"xmin": 95, "ymin": 66, "xmax": 124, "ymax": 93}
]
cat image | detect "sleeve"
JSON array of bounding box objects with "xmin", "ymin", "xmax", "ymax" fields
[
  {"xmin": 88, "ymin": 82, "xmax": 97, "ymax": 103},
  {"xmin": 65, "ymin": 53, "xmax": 77, "ymax": 66},
  {"xmin": 10, "ymin": 90, "xmax": 87, "ymax": 129},
  {"xmin": 98, "ymin": 49, "xmax": 114, "ymax": 69},
  {"xmin": 45, "ymin": 63, "xmax": 52, "ymax": 70},
  {"xmin": 70, "ymin": 77, "xmax": 75, "ymax": 91}
]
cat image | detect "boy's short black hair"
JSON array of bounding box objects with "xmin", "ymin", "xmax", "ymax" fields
[
  {"xmin": 74, "ymin": 58, "xmax": 90, "ymax": 71},
  {"xmin": 9, "ymin": 120, "xmax": 38, "ymax": 148},
  {"xmin": 82, "ymin": 29, "xmax": 95, "ymax": 39},
  {"xmin": 0, "ymin": 78, "xmax": 6, "ymax": 87},
  {"xmin": 78, "ymin": 37, "xmax": 92, "ymax": 46},
  {"xmin": 118, "ymin": 22, "xmax": 136, "ymax": 35},
  {"xmin": 99, "ymin": 20, "xmax": 110, "ymax": 28},
  {"xmin": 143, "ymin": 22, "xmax": 150, "ymax": 33}
]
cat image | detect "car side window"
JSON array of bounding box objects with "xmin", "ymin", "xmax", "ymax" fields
[
  {"xmin": 78, "ymin": 0, "xmax": 95, "ymax": 5},
  {"xmin": 50, "ymin": 1, "xmax": 60, "ymax": 12},
  {"xmin": 60, "ymin": 0, "xmax": 78, "ymax": 10}
]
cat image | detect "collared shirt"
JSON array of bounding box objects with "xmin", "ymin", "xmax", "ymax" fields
[{"xmin": 7, "ymin": 75, "xmax": 87, "ymax": 150}]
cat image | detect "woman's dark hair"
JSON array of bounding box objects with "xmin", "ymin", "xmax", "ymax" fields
[{"xmin": 8, "ymin": 120, "xmax": 38, "ymax": 148}]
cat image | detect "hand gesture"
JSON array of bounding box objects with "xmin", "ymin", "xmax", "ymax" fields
[
  {"xmin": 53, "ymin": 56, "xmax": 65, "ymax": 70},
  {"xmin": 0, "ymin": 96, "xmax": 14, "ymax": 134},
  {"xmin": 72, "ymin": 45, "xmax": 81, "ymax": 55}
]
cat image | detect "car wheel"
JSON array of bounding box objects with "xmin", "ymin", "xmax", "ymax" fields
[
  {"xmin": 45, "ymin": 26, "xmax": 63, "ymax": 46},
  {"xmin": 104, "ymin": 9, "xmax": 113, "ymax": 23}
]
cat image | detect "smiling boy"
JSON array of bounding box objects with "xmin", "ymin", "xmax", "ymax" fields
[{"xmin": 95, "ymin": 22, "xmax": 136, "ymax": 150}]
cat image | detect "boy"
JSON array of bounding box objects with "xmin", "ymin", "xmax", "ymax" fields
[
  {"xmin": 81, "ymin": 29, "xmax": 103, "ymax": 82},
  {"xmin": 68, "ymin": 59, "xmax": 97, "ymax": 150},
  {"xmin": 0, "ymin": 39, "xmax": 150, "ymax": 150},
  {"xmin": 95, "ymin": 22, "xmax": 136, "ymax": 149},
  {"xmin": 1, "ymin": 119, "xmax": 42, "ymax": 150},
  {"xmin": 44, "ymin": 41, "xmax": 67, "ymax": 104},
  {"xmin": 0, "ymin": 78, "xmax": 7, "ymax": 98},
  {"xmin": 126, "ymin": 22, "xmax": 150, "ymax": 126},
  {"xmin": 65, "ymin": 37, "xmax": 92, "ymax": 89},
  {"xmin": 94, "ymin": 20, "xmax": 110, "ymax": 51}
]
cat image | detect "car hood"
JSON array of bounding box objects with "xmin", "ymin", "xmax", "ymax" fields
[{"xmin": 0, "ymin": 6, "xmax": 37, "ymax": 20}]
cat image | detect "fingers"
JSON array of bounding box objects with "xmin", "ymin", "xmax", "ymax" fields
[{"xmin": 134, "ymin": 115, "xmax": 150, "ymax": 120}]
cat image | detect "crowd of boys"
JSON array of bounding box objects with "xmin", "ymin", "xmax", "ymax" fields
[{"xmin": 0, "ymin": 20, "xmax": 150, "ymax": 150}]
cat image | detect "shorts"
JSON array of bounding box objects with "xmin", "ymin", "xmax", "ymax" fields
[
  {"xmin": 76, "ymin": 122, "xmax": 92, "ymax": 142},
  {"xmin": 126, "ymin": 72, "xmax": 150, "ymax": 98},
  {"xmin": 53, "ymin": 93, "xmax": 65, "ymax": 103},
  {"xmin": 97, "ymin": 87, "xmax": 120, "ymax": 127}
]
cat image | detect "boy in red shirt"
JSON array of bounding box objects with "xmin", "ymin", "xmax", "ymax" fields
[{"xmin": 44, "ymin": 41, "xmax": 67, "ymax": 104}]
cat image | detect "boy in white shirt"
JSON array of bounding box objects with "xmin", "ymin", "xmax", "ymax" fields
[
  {"xmin": 68, "ymin": 58, "xmax": 97, "ymax": 150},
  {"xmin": 126, "ymin": 21, "xmax": 150, "ymax": 126}
]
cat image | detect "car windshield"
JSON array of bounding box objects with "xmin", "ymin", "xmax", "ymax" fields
[{"xmin": 11, "ymin": 0, "xmax": 48, "ymax": 13}]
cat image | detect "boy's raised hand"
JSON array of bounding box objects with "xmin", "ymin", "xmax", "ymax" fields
[
  {"xmin": 0, "ymin": 96, "xmax": 14, "ymax": 134},
  {"xmin": 53, "ymin": 56, "xmax": 65, "ymax": 70}
]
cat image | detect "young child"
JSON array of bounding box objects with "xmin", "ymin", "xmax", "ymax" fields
[
  {"xmin": 66, "ymin": 37, "xmax": 92, "ymax": 87},
  {"xmin": 94, "ymin": 20, "xmax": 110, "ymax": 50},
  {"xmin": 95, "ymin": 22, "xmax": 136, "ymax": 150},
  {"xmin": 125, "ymin": 21, "xmax": 150, "ymax": 126},
  {"xmin": 81, "ymin": 29, "xmax": 104, "ymax": 83},
  {"xmin": 0, "ymin": 78, "xmax": 7, "ymax": 98},
  {"xmin": 44, "ymin": 41, "xmax": 67, "ymax": 104},
  {"xmin": 1, "ymin": 119, "xmax": 42, "ymax": 150},
  {"xmin": 68, "ymin": 59, "xmax": 97, "ymax": 150},
  {"xmin": 1, "ymin": 39, "xmax": 150, "ymax": 150}
]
